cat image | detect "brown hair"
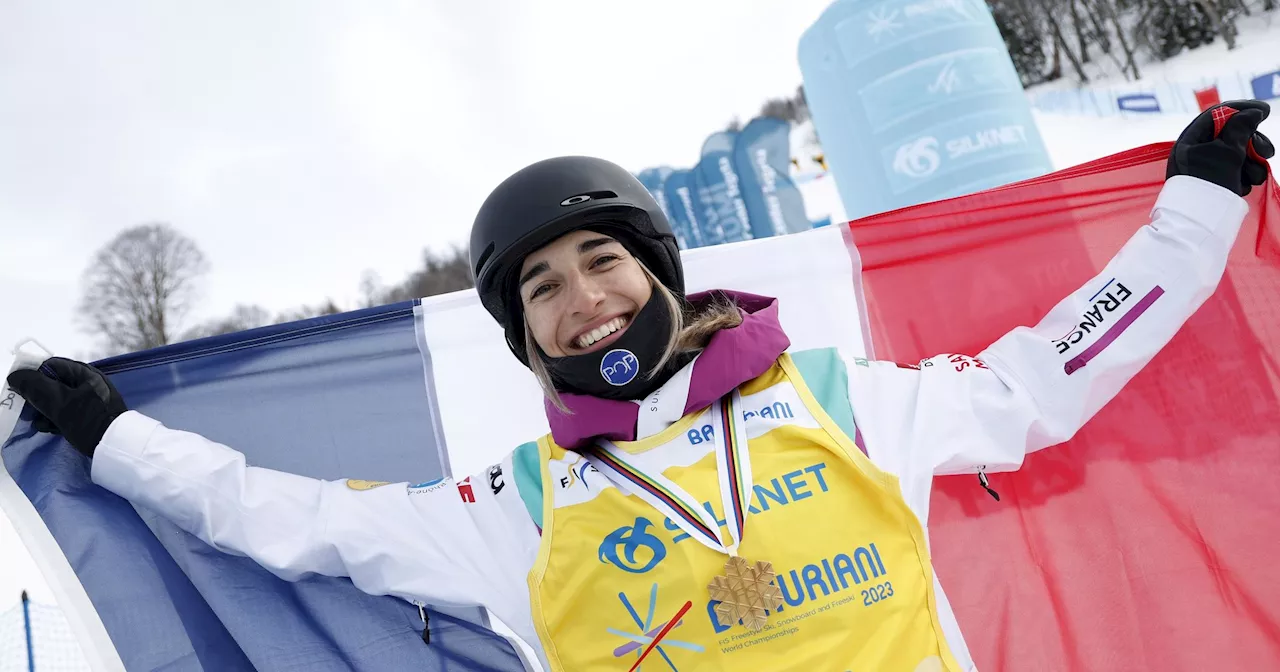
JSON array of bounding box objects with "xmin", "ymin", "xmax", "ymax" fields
[{"xmin": 525, "ymin": 260, "xmax": 743, "ymax": 412}]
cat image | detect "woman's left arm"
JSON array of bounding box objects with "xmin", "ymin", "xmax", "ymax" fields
[
  {"xmin": 851, "ymin": 174, "xmax": 1246, "ymax": 483},
  {"xmin": 848, "ymin": 100, "xmax": 1272, "ymax": 484}
]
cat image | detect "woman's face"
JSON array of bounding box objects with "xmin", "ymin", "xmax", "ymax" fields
[{"xmin": 518, "ymin": 229, "xmax": 652, "ymax": 358}]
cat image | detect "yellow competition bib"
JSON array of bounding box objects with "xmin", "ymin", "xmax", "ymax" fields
[{"xmin": 528, "ymin": 355, "xmax": 963, "ymax": 671}]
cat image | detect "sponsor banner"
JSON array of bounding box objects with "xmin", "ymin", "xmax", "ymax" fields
[
  {"xmin": 858, "ymin": 47, "xmax": 1021, "ymax": 133},
  {"xmin": 1252, "ymin": 70, "xmax": 1280, "ymax": 101},
  {"xmin": 800, "ymin": 0, "xmax": 1050, "ymax": 218},
  {"xmin": 834, "ymin": 0, "xmax": 990, "ymax": 68},
  {"xmin": 880, "ymin": 109, "xmax": 1043, "ymax": 194},
  {"xmin": 1116, "ymin": 93, "xmax": 1161, "ymax": 113},
  {"xmin": 694, "ymin": 131, "xmax": 754, "ymax": 245},
  {"xmin": 662, "ymin": 169, "xmax": 707, "ymax": 249},
  {"xmin": 734, "ymin": 117, "xmax": 811, "ymax": 236},
  {"xmin": 637, "ymin": 167, "xmax": 686, "ymax": 248}
]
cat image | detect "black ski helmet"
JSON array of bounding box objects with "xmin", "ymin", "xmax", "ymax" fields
[{"xmin": 470, "ymin": 156, "xmax": 685, "ymax": 364}]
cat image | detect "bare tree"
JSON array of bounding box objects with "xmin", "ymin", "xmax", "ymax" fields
[
  {"xmin": 79, "ymin": 223, "xmax": 209, "ymax": 354},
  {"xmin": 182, "ymin": 304, "xmax": 273, "ymax": 340},
  {"xmin": 382, "ymin": 246, "xmax": 474, "ymax": 303},
  {"xmin": 274, "ymin": 299, "xmax": 344, "ymax": 323},
  {"xmin": 1038, "ymin": 0, "xmax": 1091, "ymax": 82}
]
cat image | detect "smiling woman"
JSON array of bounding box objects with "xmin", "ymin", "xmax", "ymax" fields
[
  {"xmin": 6, "ymin": 103, "xmax": 1270, "ymax": 672},
  {"xmin": 469, "ymin": 157, "xmax": 748, "ymax": 409},
  {"xmin": 516, "ymin": 229, "xmax": 743, "ymax": 409}
]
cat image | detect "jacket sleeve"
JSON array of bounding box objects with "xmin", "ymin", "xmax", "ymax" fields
[
  {"xmin": 847, "ymin": 176, "xmax": 1248, "ymax": 489},
  {"xmin": 91, "ymin": 410, "xmax": 541, "ymax": 612}
]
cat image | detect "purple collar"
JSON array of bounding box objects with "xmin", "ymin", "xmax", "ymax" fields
[{"xmin": 544, "ymin": 290, "xmax": 790, "ymax": 450}]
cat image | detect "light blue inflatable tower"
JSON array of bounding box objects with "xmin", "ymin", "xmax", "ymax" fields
[{"xmin": 798, "ymin": 0, "xmax": 1054, "ymax": 220}]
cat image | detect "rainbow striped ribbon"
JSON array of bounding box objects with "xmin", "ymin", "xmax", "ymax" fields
[{"xmin": 593, "ymin": 390, "xmax": 754, "ymax": 557}]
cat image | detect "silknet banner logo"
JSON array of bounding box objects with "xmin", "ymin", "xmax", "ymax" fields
[{"xmin": 882, "ymin": 110, "xmax": 1040, "ymax": 193}]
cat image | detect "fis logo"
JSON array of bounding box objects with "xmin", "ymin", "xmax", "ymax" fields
[
  {"xmin": 601, "ymin": 349, "xmax": 640, "ymax": 386},
  {"xmin": 599, "ymin": 517, "xmax": 667, "ymax": 573},
  {"xmin": 928, "ymin": 60, "xmax": 961, "ymax": 96}
]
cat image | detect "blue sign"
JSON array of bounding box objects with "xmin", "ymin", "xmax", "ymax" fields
[
  {"xmin": 1116, "ymin": 93, "xmax": 1161, "ymax": 113},
  {"xmin": 636, "ymin": 168, "xmax": 683, "ymax": 248},
  {"xmin": 734, "ymin": 117, "xmax": 811, "ymax": 236},
  {"xmin": 661, "ymin": 169, "xmax": 706, "ymax": 249},
  {"xmin": 798, "ymin": 0, "xmax": 1053, "ymax": 219},
  {"xmin": 1251, "ymin": 71, "xmax": 1280, "ymax": 101},
  {"xmin": 694, "ymin": 131, "xmax": 753, "ymax": 245}
]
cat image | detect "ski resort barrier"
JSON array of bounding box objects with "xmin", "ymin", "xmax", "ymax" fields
[{"xmin": 1028, "ymin": 68, "xmax": 1280, "ymax": 117}]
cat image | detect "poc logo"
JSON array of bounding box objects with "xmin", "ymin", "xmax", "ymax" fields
[{"xmin": 600, "ymin": 349, "xmax": 640, "ymax": 386}]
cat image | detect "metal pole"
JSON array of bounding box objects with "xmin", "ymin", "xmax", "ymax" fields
[{"xmin": 22, "ymin": 590, "xmax": 34, "ymax": 672}]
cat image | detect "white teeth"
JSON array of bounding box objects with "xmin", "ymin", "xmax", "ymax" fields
[{"xmin": 577, "ymin": 317, "xmax": 626, "ymax": 348}]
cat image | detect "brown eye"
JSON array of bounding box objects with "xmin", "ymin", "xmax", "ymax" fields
[{"xmin": 591, "ymin": 254, "xmax": 620, "ymax": 269}]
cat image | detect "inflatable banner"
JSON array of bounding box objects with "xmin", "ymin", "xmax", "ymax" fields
[
  {"xmin": 798, "ymin": 0, "xmax": 1053, "ymax": 219},
  {"xmin": 734, "ymin": 116, "xmax": 810, "ymax": 236},
  {"xmin": 694, "ymin": 131, "xmax": 753, "ymax": 245},
  {"xmin": 661, "ymin": 168, "xmax": 706, "ymax": 249},
  {"xmin": 636, "ymin": 167, "xmax": 683, "ymax": 248}
]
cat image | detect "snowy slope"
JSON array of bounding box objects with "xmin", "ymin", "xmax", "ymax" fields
[{"xmin": 1030, "ymin": 12, "xmax": 1279, "ymax": 96}]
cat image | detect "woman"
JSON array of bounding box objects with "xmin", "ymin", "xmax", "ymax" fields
[{"xmin": 9, "ymin": 101, "xmax": 1273, "ymax": 672}]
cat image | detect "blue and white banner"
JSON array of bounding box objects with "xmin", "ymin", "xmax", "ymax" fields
[
  {"xmin": 636, "ymin": 167, "xmax": 684, "ymax": 249},
  {"xmin": 1028, "ymin": 70, "xmax": 1277, "ymax": 117},
  {"xmin": 661, "ymin": 169, "xmax": 706, "ymax": 249},
  {"xmin": 1115, "ymin": 93, "xmax": 1161, "ymax": 113},
  {"xmin": 1, "ymin": 225, "xmax": 870, "ymax": 671},
  {"xmin": 799, "ymin": 0, "xmax": 1052, "ymax": 219},
  {"xmin": 734, "ymin": 117, "xmax": 811, "ymax": 236},
  {"xmin": 1252, "ymin": 70, "xmax": 1280, "ymax": 101},
  {"xmin": 694, "ymin": 131, "xmax": 753, "ymax": 245}
]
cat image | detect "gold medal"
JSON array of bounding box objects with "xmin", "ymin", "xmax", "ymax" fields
[
  {"xmin": 595, "ymin": 392, "xmax": 776, "ymax": 631},
  {"xmin": 708, "ymin": 556, "xmax": 784, "ymax": 632}
]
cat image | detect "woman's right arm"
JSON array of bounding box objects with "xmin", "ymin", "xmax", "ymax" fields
[{"xmin": 92, "ymin": 410, "xmax": 541, "ymax": 610}]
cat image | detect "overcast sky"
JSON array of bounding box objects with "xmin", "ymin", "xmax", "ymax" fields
[
  {"xmin": 0, "ymin": 0, "xmax": 837, "ymax": 614},
  {"xmin": 0, "ymin": 0, "xmax": 835, "ymax": 361}
]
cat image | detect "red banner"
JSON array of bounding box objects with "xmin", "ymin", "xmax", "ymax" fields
[{"xmin": 850, "ymin": 145, "xmax": 1280, "ymax": 670}]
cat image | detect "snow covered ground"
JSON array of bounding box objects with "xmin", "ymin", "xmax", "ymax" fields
[{"xmin": 1, "ymin": 14, "xmax": 1277, "ymax": 669}]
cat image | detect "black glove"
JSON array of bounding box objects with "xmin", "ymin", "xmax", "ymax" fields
[
  {"xmin": 1167, "ymin": 99, "xmax": 1274, "ymax": 197},
  {"xmin": 5, "ymin": 358, "xmax": 128, "ymax": 458}
]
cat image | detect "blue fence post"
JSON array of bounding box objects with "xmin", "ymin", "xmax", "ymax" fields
[{"xmin": 22, "ymin": 591, "xmax": 35, "ymax": 672}]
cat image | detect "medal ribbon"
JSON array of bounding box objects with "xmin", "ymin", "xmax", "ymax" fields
[{"xmin": 593, "ymin": 390, "xmax": 753, "ymax": 557}]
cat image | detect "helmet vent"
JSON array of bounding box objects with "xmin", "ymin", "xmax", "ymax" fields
[{"xmin": 560, "ymin": 190, "xmax": 617, "ymax": 207}]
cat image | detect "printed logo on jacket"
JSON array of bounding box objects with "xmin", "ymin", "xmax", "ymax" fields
[{"xmin": 1051, "ymin": 276, "xmax": 1164, "ymax": 375}]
